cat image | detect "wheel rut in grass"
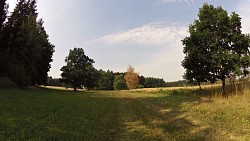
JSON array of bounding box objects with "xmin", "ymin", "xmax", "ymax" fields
[
  {"xmin": 112, "ymin": 91, "xmax": 207, "ymax": 140},
  {"xmin": 113, "ymin": 91, "xmax": 174, "ymax": 140}
]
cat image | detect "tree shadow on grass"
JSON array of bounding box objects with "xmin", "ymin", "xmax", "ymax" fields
[
  {"xmin": 0, "ymin": 87, "xmax": 218, "ymax": 140},
  {"xmin": 118, "ymin": 89, "xmax": 214, "ymax": 140},
  {"xmin": 0, "ymin": 88, "xmax": 123, "ymax": 140}
]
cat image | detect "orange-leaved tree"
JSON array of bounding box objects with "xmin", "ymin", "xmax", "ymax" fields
[{"xmin": 124, "ymin": 65, "xmax": 139, "ymax": 90}]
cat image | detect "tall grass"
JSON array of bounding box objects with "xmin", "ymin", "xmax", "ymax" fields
[{"xmin": 206, "ymin": 78, "xmax": 250, "ymax": 97}]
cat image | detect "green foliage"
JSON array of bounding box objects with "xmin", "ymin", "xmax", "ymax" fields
[
  {"xmin": 33, "ymin": 19, "xmax": 55, "ymax": 85},
  {"xmin": 88, "ymin": 69, "xmax": 166, "ymax": 90},
  {"xmin": 0, "ymin": 0, "xmax": 54, "ymax": 87},
  {"xmin": 143, "ymin": 77, "xmax": 166, "ymax": 88},
  {"xmin": 113, "ymin": 74, "xmax": 127, "ymax": 90},
  {"xmin": 97, "ymin": 70, "xmax": 115, "ymax": 90},
  {"xmin": 182, "ymin": 3, "xmax": 250, "ymax": 96},
  {"xmin": 60, "ymin": 48, "xmax": 95, "ymax": 91},
  {"xmin": 84, "ymin": 65, "xmax": 99, "ymax": 90},
  {"xmin": 165, "ymin": 80, "xmax": 188, "ymax": 87},
  {"xmin": 47, "ymin": 77, "xmax": 68, "ymax": 87},
  {"xmin": 138, "ymin": 75, "xmax": 145, "ymax": 86}
]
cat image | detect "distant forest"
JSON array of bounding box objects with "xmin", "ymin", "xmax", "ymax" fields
[{"xmin": 48, "ymin": 69, "xmax": 168, "ymax": 90}]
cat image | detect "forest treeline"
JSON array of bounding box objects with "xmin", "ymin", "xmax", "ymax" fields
[
  {"xmin": 0, "ymin": 0, "xmax": 54, "ymax": 88},
  {"xmin": 57, "ymin": 48, "xmax": 168, "ymax": 91},
  {"xmin": 48, "ymin": 70, "xmax": 167, "ymax": 90}
]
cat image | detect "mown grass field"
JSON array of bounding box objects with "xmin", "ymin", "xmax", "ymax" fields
[{"xmin": 0, "ymin": 87, "xmax": 250, "ymax": 140}]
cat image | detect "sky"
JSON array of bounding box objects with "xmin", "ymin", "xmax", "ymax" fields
[{"xmin": 7, "ymin": 0, "xmax": 250, "ymax": 82}]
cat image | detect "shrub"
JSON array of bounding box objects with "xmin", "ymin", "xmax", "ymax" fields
[{"xmin": 0, "ymin": 77, "xmax": 17, "ymax": 89}]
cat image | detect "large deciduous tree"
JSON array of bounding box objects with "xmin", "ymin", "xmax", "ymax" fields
[
  {"xmin": 124, "ymin": 65, "xmax": 139, "ymax": 90},
  {"xmin": 60, "ymin": 48, "xmax": 95, "ymax": 91},
  {"xmin": 182, "ymin": 3, "xmax": 250, "ymax": 97}
]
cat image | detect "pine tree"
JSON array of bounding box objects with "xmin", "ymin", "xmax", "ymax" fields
[
  {"xmin": 0, "ymin": 0, "xmax": 54, "ymax": 87},
  {"xmin": 0, "ymin": 0, "xmax": 8, "ymax": 31}
]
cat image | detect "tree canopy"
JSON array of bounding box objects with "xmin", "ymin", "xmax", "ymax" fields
[
  {"xmin": 113, "ymin": 74, "xmax": 127, "ymax": 90},
  {"xmin": 60, "ymin": 48, "xmax": 95, "ymax": 91},
  {"xmin": 182, "ymin": 3, "xmax": 250, "ymax": 96},
  {"xmin": 124, "ymin": 65, "xmax": 139, "ymax": 90}
]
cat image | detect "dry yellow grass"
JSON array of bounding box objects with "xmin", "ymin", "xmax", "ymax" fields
[
  {"xmin": 130, "ymin": 84, "xmax": 221, "ymax": 92},
  {"xmin": 41, "ymin": 86, "xmax": 86, "ymax": 91}
]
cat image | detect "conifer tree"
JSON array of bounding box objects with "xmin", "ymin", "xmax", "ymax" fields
[{"xmin": 0, "ymin": 0, "xmax": 54, "ymax": 87}]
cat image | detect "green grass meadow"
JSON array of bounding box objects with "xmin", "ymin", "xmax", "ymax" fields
[{"xmin": 0, "ymin": 87, "xmax": 250, "ymax": 140}]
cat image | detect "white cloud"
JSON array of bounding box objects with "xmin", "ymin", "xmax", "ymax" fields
[
  {"xmin": 236, "ymin": 1, "xmax": 250, "ymax": 34},
  {"xmin": 136, "ymin": 39, "xmax": 185, "ymax": 81},
  {"xmin": 85, "ymin": 22, "xmax": 189, "ymax": 81},
  {"xmin": 7, "ymin": 0, "xmax": 16, "ymax": 13},
  {"xmin": 95, "ymin": 22, "xmax": 188, "ymax": 46}
]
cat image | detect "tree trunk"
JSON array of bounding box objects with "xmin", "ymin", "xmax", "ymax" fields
[
  {"xmin": 233, "ymin": 79, "xmax": 237, "ymax": 94},
  {"xmin": 222, "ymin": 78, "xmax": 227, "ymax": 98},
  {"xmin": 198, "ymin": 82, "xmax": 201, "ymax": 90},
  {"xmin": 74, "ymin": 85, "xmax": 77, "ymax": 91}
]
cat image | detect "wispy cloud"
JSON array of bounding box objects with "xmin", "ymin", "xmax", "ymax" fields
[
  {"xmin": 94, "ymin": 22, "xmax": 188, "ymax": 46},
  {"xmin": 85, "ymin": 22, "xmax": 189, "ymax": 81}
]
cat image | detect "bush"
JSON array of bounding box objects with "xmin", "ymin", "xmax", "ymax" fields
[
  {"xmin": 0, "ymin": 77, "xmax": 17, "ymax": 89},
  {"xmin": 136, "ymin": 85, "xmax": 144, "ymax": 89},
  {"xmin": 113, "ymin": 75, "xmax": 127, "ymax": 90}
]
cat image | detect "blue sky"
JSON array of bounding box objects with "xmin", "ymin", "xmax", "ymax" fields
[{"xmin": 7, "ymin": 0, "xmax": 250, "ymax": 81}]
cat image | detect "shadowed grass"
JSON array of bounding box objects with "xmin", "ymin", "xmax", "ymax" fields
[
  {"xmin": 0, "ymin": 88, "xmax": 122, "ymax": 140},
  {"xmin": 0, "ymin": 87, "xmax": 250, "ymax": 140}
]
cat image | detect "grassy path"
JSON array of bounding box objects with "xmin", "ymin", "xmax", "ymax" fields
[
  {"xmin": 114, "ymin": 91, "xmax": 205, "ymax": 140},
  {"xmin": 0, "ymin": 87, "xmax": 250, "ymax": 140}
]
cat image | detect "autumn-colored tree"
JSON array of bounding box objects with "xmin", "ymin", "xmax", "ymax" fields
[{"xmin": 124, "ymin": 65, "xmax": 139, "ymax": 90}]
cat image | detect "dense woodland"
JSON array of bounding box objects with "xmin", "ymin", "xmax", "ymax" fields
[
  {"xmin": 49, "ymin": 68, "xmax": 167, "ymax": 90},
  {"xmin": 0, "ymin": 0, "xmax": 54, "ymax": 87}
]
